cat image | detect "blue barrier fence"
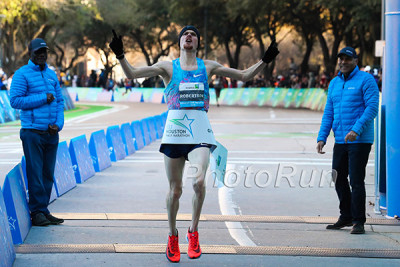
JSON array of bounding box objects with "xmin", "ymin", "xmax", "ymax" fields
[
  {"xmin": 89, "ymin": 130, "xmax": 112, "ymax": 172},
  {"xmin": 69, "ymin": 135, "xmax": 96, "ymax": 184},
  {"xmin": 1, "ymin": 87, "xmax": 327, "ymax": 126},
  {"xmin": 0, "ymin": 110, "xmax": 166, "ymax": 265},
  {"xmin": 2, "ymin": 164, "xmax": 31, "ymax": 245},
  {"xmin": 65, "ymin": 87, "xmax": 327, "ymax": 111},
  {"xmin": 0, "ymin": 189, "xmax": 15, "ymax": 267},
  {"xmin": 106, "ymin": 125, "xmax": 127, "ymax": 162}
]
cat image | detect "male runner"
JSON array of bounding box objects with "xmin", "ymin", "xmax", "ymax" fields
[{"xmin": 110, "ymin": 25, "xmax": 279, "ymax": 262}]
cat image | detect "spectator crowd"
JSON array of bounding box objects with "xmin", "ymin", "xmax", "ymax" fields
[{"xmin": 0, "ymin": 61, "xmax": 382, "ymax": 93}]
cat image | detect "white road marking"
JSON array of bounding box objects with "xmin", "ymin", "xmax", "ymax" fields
[
  {"xmin": 269, "ymin": 108, "xmax": 276, "ymax": 119},
  {"xmin": 218, "ymin": 164, "xmax": 257, "ymax": 247},
  {"xmin": 120, "ymin": 157, "xmax": 374, "ymax": 167}
]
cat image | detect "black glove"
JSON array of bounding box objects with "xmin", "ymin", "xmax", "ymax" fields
[
  {"xmin": 262, "ymin": 38, "xmax": 279, "ymax": 64},
  {"xmin": 110, "ymin": 29, "xmax": 125, "ymax": 59},
  {"xmin": 48, "ymin": 124, "xmax": 59, "ymax": 135},
  {"xmin": 46, "ymin": 93, "xmax": 55, "ymax": 104}
]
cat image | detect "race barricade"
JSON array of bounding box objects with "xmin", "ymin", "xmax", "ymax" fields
[
  {"xmin": 217, "ymin": 88, "xmax": 228, "ymax": 105},
  {"xmin": 222, "ymin": 88, "xmax": 245, "ymax": 106},
  {"xmin": 283, "ymin": 88, "xmax": 299, "ymax": 108},
  {"xmin": 151, "ymin": 89, "xmax": 165, "ymax": 104},
  {"xmin": 69, "ymin": 135, "xmax": 96, "ymax": 183},
  {"xmin": 209, "ymin": 88, "xmax": 217, "ymax": 105},
  {"xmin": 2, "ymin": 164, "xmax": 31, "ymax": 244},
  {"xmin": 106, "ymin": 125, "xmax": 126, "ymax": 162},
  {"xmin": 96, "ymin": 90, "xmax": 113, "ymax": 102},
  {"xmin": 270, "ymin": 88, "xmax": 288, "ymax": 107},
  {"xmin": 301, "ymin": 88, "xmax": 318, "ymax": 109},
  {"xmin": 294, "ymin": 88, "xmax": 308, "ymax": 108},
  {"xmin": 145, "ymin": 117, "xmax": 157, "ymax": 142},
  {"xmin": 53, "ymin": 141, "xmax": 77, "ymax": 197},
  {"xmin": 141, "ymin": 88, "xmax": 154, "ymax": 102},
  {"xmin": 0, "ymin": 104, "xmax": 5, "ymax": 123},
  {"xmin": 61, "ymin": 87, "xmax": 75, "ymax": 110},
  {"xmin": 256, "ymin": 88, "xmax": 275, "ymax": 106},
  {"xmin": 112, "ymin": 90, "xmax": 130, "ymax": 102},
  {"xmin": 239, "ymin": 88, "xmax": 260, "ymax": 106},
  {"xmin": 89, "ymin": 130, "xmax": 112, "ymax": 172},
  {"xmin": 0, "ymin": 91, "xmax": 17, "ymax": 122},
  {"xmin": 120, "ymin": 123, "xmax": 136, "ymax": 156},
  {"xmin": 0, "ymin": 189, "xmax": 15, "ymax": 266},
  {"xmin": 127, "ymin": 90, "xmax": 143, "ymax": 102},
  {"xmin": 154, "ymin": 115, "xmax": 164, "ymax": 139},
  {"xmin": 131, "ymin": 120, "xmax": 145, "ymax": 150},
  {"xmin": 140, "ymin": 119, "xmax": 151, "ymax": 146}
]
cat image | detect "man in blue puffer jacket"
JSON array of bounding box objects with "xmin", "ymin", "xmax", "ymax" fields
[
  {"xmin": 10, "ymin": 38, "xmax": 65, "ymax": 226},
  {"xmin": 317, "ymin": 47, "xmax": 379, "ymax": 234}
]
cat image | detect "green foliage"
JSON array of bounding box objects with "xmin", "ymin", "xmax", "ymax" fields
[{"xmin": 0, "ymin": 0, "xmax": 382, "ymax": 76}]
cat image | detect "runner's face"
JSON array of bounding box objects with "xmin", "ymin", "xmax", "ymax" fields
[{"xmin": 181, "ymin": 30, "xmax": 198, "ymax": 50}]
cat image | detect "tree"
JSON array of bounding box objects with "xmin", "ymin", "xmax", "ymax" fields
[
  {"xmin": 232, "ymin": 0, "xmax": 285, "ymax": 77},
  {"xmin": 283, "ymin": 0, "xmax": 323, "ymax": 75},
  {"xmin": 171, "ymin": 0, "xmax": 253, "ymax": 69},
  {"xmin": 0, "ymin": 0, "xmax": 51, "ymax": 74},
  {"xmin": 343, "ymin": 0, "xmax": 381, "ymax": 66},
  {"xmin": 45, "ymin": 0, "xmax": 98, "ymax": 73},
  {"xmin": 95, "ymin": 0, "xmax": 177, "ymax": 67}
]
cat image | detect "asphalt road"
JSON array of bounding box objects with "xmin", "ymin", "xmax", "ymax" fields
[{"xmin": 2, "ymin": 102, "xmax": 399, "ymax": 267}]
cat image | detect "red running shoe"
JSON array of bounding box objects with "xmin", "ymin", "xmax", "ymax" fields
[
  {"xmin": 166, "ymin": 231, "xmax": 180, "ymax": 263},
  {"xmin": 186, "ymin": 228, "xmax": 202, "ymax": 259}
]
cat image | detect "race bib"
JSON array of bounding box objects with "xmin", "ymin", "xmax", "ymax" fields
[{"xmin": 179, "ymin": 82, "xmax": 204, "ymax": 108}]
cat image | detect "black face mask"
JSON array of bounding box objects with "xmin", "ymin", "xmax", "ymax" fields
[{"xmin": 30, "ymin": 48, "xmax": 48, "ymax": 69}]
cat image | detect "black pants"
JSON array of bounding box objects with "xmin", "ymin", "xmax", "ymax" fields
[
  {"xmin": 20, "ymin": 129, "xmax": 59, "ymax": 216},
  {"xmin": 332, "ymin": 143, "xmax": 371, "ymax": 224}
]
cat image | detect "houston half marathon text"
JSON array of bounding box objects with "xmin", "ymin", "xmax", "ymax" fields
[{"xmin": 166, "ymin": 129, "xmax": 191, "ymax": 137}]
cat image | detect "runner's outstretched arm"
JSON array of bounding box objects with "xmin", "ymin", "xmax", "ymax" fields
[
  {"xmin": 109, "ymin": 29, "xmax": 171, "ymax": 81},
  {"xmin": 205, "ymin": 39, "xmax": 279, "ymax": 82}
]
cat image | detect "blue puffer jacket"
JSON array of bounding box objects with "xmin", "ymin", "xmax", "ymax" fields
[
  {"xmin": 10, "ymin": 60, "xmax": 64, "ymax": 131},
  {"xmin": 317, "ymin": 66, "xmax": 379, "ymax": 144}
]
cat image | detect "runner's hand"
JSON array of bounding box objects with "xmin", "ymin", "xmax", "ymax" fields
[
  {"xmin": 110, "ymin": 29, "xmax": 124, "ymax": 59},
  {"xmin": 262, "ymin": 38, "xmax": 279, "ymax": 64}
]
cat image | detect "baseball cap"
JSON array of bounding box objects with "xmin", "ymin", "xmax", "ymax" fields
[
  {"xmin": 337, "ymin": 47, "xmax": 357, "ymax": 58},
  {"xmin": 28, "ymin": 38, "xmax": 49, "ymax": 52}
]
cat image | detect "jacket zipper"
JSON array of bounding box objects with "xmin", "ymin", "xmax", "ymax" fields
[
  {"xmin": 340, "ymin": 78, "xmax": 345, "ymax": 143},
  {"xmin": 41, "ymin": 71, "xmax": 52, "ymax": 121}
]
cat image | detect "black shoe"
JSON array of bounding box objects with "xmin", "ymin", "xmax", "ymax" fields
[
  {"xmin": 31, "ymin": 213, "xmax": 51, "ymax": 226},
  {"xmin": 350, "ymin": 224, "xmax": 365, "ymax": 234},
  {"xmin": 45, "ymin": 214, "xmax": 64, "ymax": 225},
  {"xmin": 326, "ymin": 219, "xmax": 353, "ymax": 229}
]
